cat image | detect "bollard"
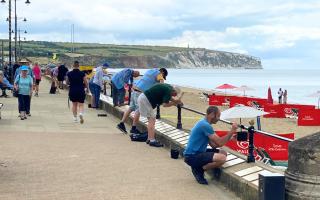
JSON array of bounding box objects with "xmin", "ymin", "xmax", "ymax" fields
[
  {"xmin": 156, "ymin": 105, "xmax": 161, "ymax": 119},
  {"xmin": 176, "ymin": 104, "xmax": 182, "ymax": 129},
  {"xmin": 285, "ymin": 131, "xmax": 320, "ymax": 200}
]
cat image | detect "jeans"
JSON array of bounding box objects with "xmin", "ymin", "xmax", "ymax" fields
[
  {"xmin": 111, "ymin": 82, "xmax": 125, "ymax": 106},
  {"xmin": 18, "ymin": 94, "xmax": 30, "ymax": 113},
  {"xmin": 89, "ymin": 82, "xmax": 101, "ymax": 108}
]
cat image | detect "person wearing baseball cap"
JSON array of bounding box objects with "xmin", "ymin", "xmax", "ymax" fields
[
  {"xmin": 14, "ymin": 65, "xmax": 33, "ymax": 120},
  {"xmin": 117, "ymin": 67, "xmax": 168, "ymax": 134}
]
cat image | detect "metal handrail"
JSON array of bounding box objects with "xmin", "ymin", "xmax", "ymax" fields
[{"xmin": 180, "ymin": 105, "xmax": 293, "ymax": 142}]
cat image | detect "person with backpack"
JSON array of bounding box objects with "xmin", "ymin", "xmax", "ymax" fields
[{"xmin": 14, "ymin": 66, "xmax": 33, "ymax": 120}]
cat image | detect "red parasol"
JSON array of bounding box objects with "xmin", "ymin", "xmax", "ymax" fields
[
  {"xmin": 267, "ymin": 87, "xmax": 273, "ymax": 104},
  {"xmin": 215, "ymin": 83, "xmax": 237, "ymax": 96},
  {"xmin": 215, "ymin": 83, "xmax": 237, "ymax": 89}
]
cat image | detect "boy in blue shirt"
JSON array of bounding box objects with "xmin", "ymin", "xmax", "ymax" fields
[{"xmin": 184, "ymin": 106, "xmax": 238, "ymax": 184}]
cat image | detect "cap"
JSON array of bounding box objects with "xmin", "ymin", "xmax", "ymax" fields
[
  {"xmin": 159, "ymin": 68, "xmax": 168, "ymax": 80},
  {"xmin": 21, "ymin": 65, "xmax": 29, "ymax": 71}
]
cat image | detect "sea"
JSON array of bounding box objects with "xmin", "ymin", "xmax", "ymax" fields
[{"xmin": 110, "ymin": 68, "xmax": 320, "ymax": 106}]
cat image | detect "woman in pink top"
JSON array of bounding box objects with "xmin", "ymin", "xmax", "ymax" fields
[{"xmin": 32, "ymin": 62, "xmax": 41, "ymax": 97}]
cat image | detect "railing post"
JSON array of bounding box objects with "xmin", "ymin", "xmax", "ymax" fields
[
  {"xmin": 156, "ymin": 105, "xmax": 161, "ymax": 119},
  {"xmin": 257, "ymin": 116, "xmax": 261, "ymax": 130},
  {"xmin": 127, "ymin": 83, "xmax": 132, "ymax": 105},
  {"xmin": 177, "ymin": 104, "xmax": 182, "ymax": 129},
  {"xmin": 109, "ymin": 83, "xmax": 113, "ymax": 97},
  {"xmin": 247, "ymin": 125, "xmax": 255, "ymax": 163},
  {"xmin": 103, "ymin": 82, "xmax": 106, "ymax": 95}
]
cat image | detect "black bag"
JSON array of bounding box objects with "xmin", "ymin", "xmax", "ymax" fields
[
  {"xmin": 13, "ymin": 75, "xmax": 20, "ymax": 97},
  {"xmin": 13, "ymin": 89, "xmax": 18, "ymax": 97},
  {"xmin": 49, "ymin": 82, "xmax": 57, "ymax": 94},
  {"xmin": 130, "ymin": 132, "xmax": 148, "ymax": 142}
]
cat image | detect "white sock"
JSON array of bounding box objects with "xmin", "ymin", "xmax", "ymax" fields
[
  {"xmin": 150, "ymin": 139, "xmax": 156, "ymax": 143},
  {"xmin": 79, "ymin": 112, "xmax": 83, "ymax": 116}
]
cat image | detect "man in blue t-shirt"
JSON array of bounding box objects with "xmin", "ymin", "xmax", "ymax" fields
[{"xmin": 184, "ymin": 106, "xmax": 238, "ymax": 185}]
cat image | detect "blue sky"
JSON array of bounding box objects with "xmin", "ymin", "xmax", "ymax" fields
[{"xmin": 1, "ymin": 0, "xmax": 320, "ymax": 69}]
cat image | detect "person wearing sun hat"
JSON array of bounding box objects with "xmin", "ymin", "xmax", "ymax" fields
[{"xmin": 14, "ymin": 65, "xmax": 33, "ymax": 120}]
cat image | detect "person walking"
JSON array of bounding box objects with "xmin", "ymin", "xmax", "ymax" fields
[
  {"xmin": 278, "ymin": 88, "xmax": 283, "ymax": 104},
  {"xmin": 89, "ymin": 63, "xmax": 108, "ymax": 109},
  {"xmin": 184, "ymin": 106, "xmax": 238, "ymax": 185},
  {"xmin": 117, "ymin": 68, "xmax": 168, "ymax": 134},
  {"xmin": 14, "ymin": 66, "xmax": 33, "ymax": 120},
  {"xmin": 111, "ymin": 68, "xmax": 140, "ymax": 107},
  {"xmin": 67, "ymin": 61, "xmax": 88, "ymax": 124},
  {"xmin": 57, "ymin": 64, "xmax": 69, "ymax": 89},
  {"xmin": 137, "ymin": 83, "xmax": 183, "ymax": 147},
  {"xmin": 283, "ymin": 89, "xmax": 287, "ymax": 104},
  {"xmin": 32, "ymin": 62, "xmax": 41, "ymax": 97}
]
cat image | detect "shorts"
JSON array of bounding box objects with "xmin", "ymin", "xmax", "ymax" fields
[
  {"xmin": 184, "ymin": 149, "xmax": 219, "ymax": 168},
  {"xmin": 129, "ymin": 90, "xmax": 141, "ymax": 111},
  {"xmin": 69, "ymin": 92, "xmax": 85, "ymax": 103},
  {"xmin": 138, "ymin": 93, "xmax": 155, "ymax": 118},
  {"xmin": 35, "ymin": 79, "xmax": 41, "ymax": 85}
]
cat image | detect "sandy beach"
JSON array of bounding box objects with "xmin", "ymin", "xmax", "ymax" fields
[{"xmin": 157, "ymin": 86, "xmax": 319, "ymax": 140}]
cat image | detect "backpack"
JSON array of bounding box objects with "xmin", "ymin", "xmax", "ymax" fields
[{"xmin": 130, "ymin": 132, "xmax": 148, "ymax": 142}]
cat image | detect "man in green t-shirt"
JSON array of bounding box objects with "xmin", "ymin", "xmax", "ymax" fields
[{"xmin": 137, "ymin": 83, "xmax": 183, "ymax": 147}]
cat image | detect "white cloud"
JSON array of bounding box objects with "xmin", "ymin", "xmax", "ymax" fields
[{"xmin": 1, "ymin": 0, "xmax": 320, "ymax": 68}]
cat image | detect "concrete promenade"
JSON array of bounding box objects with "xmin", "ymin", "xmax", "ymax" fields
[{"xmin": 0, "ymin": 79, "xmax": 239, "ymax": 200}]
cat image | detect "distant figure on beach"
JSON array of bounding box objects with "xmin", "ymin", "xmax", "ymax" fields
[
  {"xmin": 67, "ymin": 61, "xmax": 88, "ymax": 124},
  {"xmin": 184, "ymin": 106, "xmax": 238, "ymax": 185},
  {"xmin": 138, "ymin": 83, "xmax": 182, "ymax": 147},
  {"xmin": 278, "ymin": 88, "xmax": 283, "ymax": 104},
  {"xmin": 283, "ymin": 89, "xmax": 287, "ymax": 104},
  {"xmin": 117, "ymin": 68, "xmax": 168, "ymax": 134},
  {"xmin": 111, "ymin": 68, "xmax": 140, "ymax": 107}
]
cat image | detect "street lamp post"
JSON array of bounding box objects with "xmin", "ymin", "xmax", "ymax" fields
[
  {"xmin": 1, "ymin": 0, "xmax": 30, "ymax": 83},
  {"xmin": 17, "ymin": 29, "xmax": 27, "ymax": 58}
]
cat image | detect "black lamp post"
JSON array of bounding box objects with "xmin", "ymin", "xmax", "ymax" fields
[{"xmin": 1, "ymin": 0, "xmax": 30, "ymax": 83}]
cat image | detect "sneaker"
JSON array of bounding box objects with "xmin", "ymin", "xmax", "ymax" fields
[
  {"xmin": 27, "ymin": 113, "xmax": 31, "ymax": 117},
  {"xmin": 146, "ymin": 139, "xmax": 150, "ymax": 144},
  {"xmin": 24, "ymin": 115, "xmax": 27, "ymax": 120},
  {"xmin": 149, "ymin": 140, "xmax": 164, "ymax": 147},
  {"xmin": 73, "ymin": 117, "xmax": 78, "ymax": 123},
  {"xmin": 117, "ymin": 123, "xmax": 127, "ymax": 133},
  {"xmin": 191, "ymin": 167, "xmax": 208, "ymax": 185},
  {"xmin": 79, "ymin": 114, "xmax": 84, "ymax": 124},
  {"xmin": 130, "ymin": 128, "xmax": 141, "ymax": 134},
  {"xmin": 20, "ymin": 116, "xmax": 24, "ymax": 120}
]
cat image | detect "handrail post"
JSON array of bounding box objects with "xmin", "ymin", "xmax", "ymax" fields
[
  {"xmin": 156, "ymin": 105, "xmax": 161, "ymax": 119},
  {"xmin": 127, "ymin": 83, "xmax": 132, "ymax": 105},
  {"xmin": 109, "ymin": 83, "xmax": 113, "ymax": 97},
  {"xmin": 247, "ymin": 126, "xmax": 255, "ymax": 163},
  {"xmin": 103, "ymin": 82, "xmax": 106, "ymax": 95},
  {"xmin": 177, "ymin": 104, "xmax": 182, "ymax": 129}
]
